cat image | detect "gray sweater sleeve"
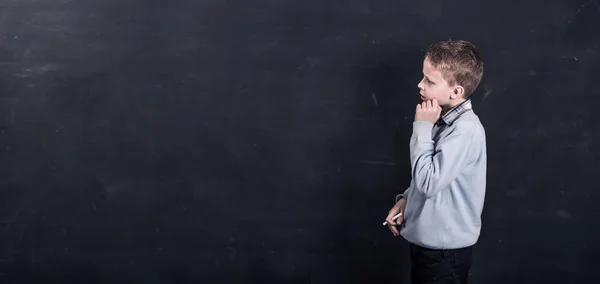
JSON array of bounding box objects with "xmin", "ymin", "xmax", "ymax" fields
[
  {"xmin": 395, "ymin": 187, "xmax": 410, "ymax": 203},
  {"xmin": 409, "ymin": 120, "xmax": 474, "ymax": 199}
]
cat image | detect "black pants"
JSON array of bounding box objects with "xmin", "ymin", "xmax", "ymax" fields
[{"xmin": 409, "ymin": 243, "xmax": 473, "ymax": 284}]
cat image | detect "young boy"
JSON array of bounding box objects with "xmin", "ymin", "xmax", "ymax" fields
[{"xmin": 385, "ymin": 40, "xmax": 486, "ymax": 284}]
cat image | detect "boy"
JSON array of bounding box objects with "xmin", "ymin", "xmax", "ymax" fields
[{"xmin": 385, "ymin": 40, "xmax": 486, "ymax": 284}]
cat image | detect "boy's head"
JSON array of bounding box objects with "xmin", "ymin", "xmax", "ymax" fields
[{"xmin": 417, "ymin": 40, "xmax": 484, "ymax": 110}]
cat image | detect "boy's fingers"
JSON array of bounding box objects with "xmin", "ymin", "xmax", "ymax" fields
[
  {"xmin": 386, "ymin": 214, "xmax": 403, "ymax": 236},
  {"xmin": 385, "ymin": 214, "xmax": 396, "ymax": 225},
  {"xmin": 388, "ymin": 224, "xmax": 398, "ymax": 236}
]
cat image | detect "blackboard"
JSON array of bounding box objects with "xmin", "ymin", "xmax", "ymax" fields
[{"xmin": 0, "ymin": 0, "xmax": 599, "ymax": 283}]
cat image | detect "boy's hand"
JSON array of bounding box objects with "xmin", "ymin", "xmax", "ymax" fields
[
  {"xmin": 415, "ymin": 99, "xmax": 442, "ymax": 124},
  {"xmin": 386, "ymin": 198, "xmax": 406, "ymax": 237}
]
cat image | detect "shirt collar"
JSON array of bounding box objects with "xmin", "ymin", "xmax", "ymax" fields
[{"xmin": 437, "ymin": 99, "xmax": 472, "ymax": 126}]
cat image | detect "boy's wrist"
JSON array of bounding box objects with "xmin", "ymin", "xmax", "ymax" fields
[{"xmin": 395, "ymin": 194, "xmax": 405, "ymax": 203}]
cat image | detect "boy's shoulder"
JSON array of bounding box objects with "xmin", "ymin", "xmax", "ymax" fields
[
  {"xmin": 447, "ymin": 111, "xmax": 485, "ymax": 140},
  {"xmin": 449, "ymin": 112, "xmax": 478, "ymax": 129},
  {"xmin": 455, "ymin": 110, "xmax": 484, "ymax": 128}
]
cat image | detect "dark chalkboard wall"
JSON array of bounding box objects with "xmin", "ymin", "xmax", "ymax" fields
[{"xmin": 0, "ymin": 0, "xmax": 599, "ymax": 283}]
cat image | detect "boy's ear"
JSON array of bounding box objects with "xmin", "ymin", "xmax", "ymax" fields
[{"xmin": 450, "ymin": 86, "xmax": 465, "ymax": 99}]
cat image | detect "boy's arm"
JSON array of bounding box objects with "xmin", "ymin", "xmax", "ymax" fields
[{"xmin": 409, "ymin": 120, "xmax": 473, "ymax": 198}]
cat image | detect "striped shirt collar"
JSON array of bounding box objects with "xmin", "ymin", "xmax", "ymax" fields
[{"xmin": 437, "ymin": 99, "xmax": 472, "ymax": 126}]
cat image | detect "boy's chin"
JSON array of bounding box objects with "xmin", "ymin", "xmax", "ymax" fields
[{"xmin": 420, "ymin": 96, "xmax": 440, "ymax": 103}]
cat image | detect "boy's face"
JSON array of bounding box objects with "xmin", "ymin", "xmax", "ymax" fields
[{"xmin": 417, "ymin": 57, "xmax": 460, "ymax": 109}]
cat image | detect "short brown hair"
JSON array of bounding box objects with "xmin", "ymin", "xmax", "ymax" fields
[{"xmin": 425, "ymin": 40, "xmax": 484, "ymax": 98}]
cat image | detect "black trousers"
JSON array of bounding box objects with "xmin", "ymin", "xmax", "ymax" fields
[{"xmin": 409, "ymin": 243, "xmax": 473, "ymax": 284}]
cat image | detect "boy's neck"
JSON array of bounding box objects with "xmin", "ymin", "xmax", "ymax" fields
[{"xmin": 442, "ymin": 98, "xmax": 467, "ymax": 113}]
